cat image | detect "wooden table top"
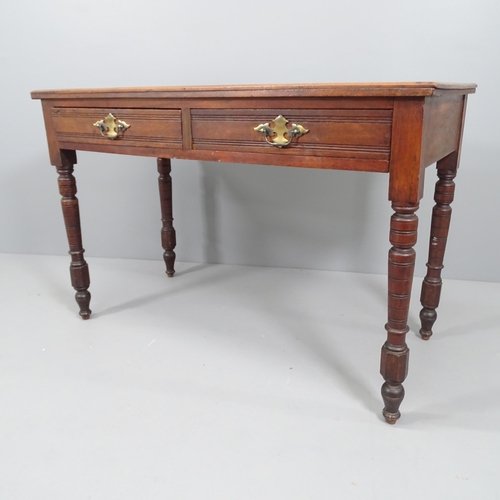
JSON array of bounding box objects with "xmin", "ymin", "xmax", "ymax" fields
[{"xmin": 31, "ymin": 82, "xmax": 477, "ymax": 100}]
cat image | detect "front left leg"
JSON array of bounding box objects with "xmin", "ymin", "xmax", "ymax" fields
[
  {"xmin": 56, "ymin": 161, "xmax": 91, "ymax": 319},
  {"xmin": 381, "ymin": 202, "xmax": 419, "ymax": 424}
]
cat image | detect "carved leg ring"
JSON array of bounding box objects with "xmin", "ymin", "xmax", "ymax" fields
[
  {"xmin": 381, "ymin": 202, "xmax": 418, "ymax": 424},
  {"xmin": 158, "ymin": 158, "xmax": 177, "ymax": 277},
  {"xmin": 56, "ymin": 164, "xmax": 91, "ymax": 319},
  {"xmin": 419, "ymin": 168, "xmax": 456, "ymax": 340}
]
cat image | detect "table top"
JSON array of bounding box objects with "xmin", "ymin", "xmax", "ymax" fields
[{"xmin": 31, "ymin": 82, "xmax": 477, "ymax": 100}]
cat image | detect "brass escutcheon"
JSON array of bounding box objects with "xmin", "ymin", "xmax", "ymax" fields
[
  {"xmin": 93, "ymin": 113, "xmax": 130, "ymax": 139},
  {"xmin": 253, "ymin": 115, "xmax": 308, "ymax": 148}
]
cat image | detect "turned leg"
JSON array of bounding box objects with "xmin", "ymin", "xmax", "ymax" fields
[
  {"xmin": 56, "ymin": 162, "xmax": 91, "ymax": 319},
  {"xmin": 158, "ymin": 158, "xmax": 176, "ymax": 277},
  {"xmin": 381, "ymin": 202, "xmax": 418, "ymax": 424},
  {"xmin": 419, "ymin": 165, "xmax": 457, "ymax": 340}
]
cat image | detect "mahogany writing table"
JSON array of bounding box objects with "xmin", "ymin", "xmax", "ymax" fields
[{"xmin": 31, "ymin": 82, "xmax": 476, "ymax": 423}]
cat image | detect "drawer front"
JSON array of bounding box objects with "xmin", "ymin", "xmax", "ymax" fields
[
  {"xmin": 191, "ymin": 108, "xmax": 392, "ymax": 161},
  {"xmin": 51, "ymin": 107, "xmax": 182, "ymax": 149}
]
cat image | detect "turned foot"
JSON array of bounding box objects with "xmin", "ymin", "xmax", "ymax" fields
[
  {"xmin": 163, "ymin": 249, "xmax": 176, "ymax": 278},
  {"xmin": 380, "ymin": 344, "xmax": 409, "ymax": 424},
  {"xmin": 419, "ymin": 306, "xmax": 436, "ymax": 339},
  {"xmin": 381, "ymin": 382, "xmax": 405, "ymax": 424},
  {"xmin": 75, "ymin": 290, "xmax": 92, "ymax": 319}
]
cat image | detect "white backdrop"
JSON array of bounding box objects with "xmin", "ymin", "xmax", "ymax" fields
[{"xmin": 1, "ymin": 0, "xmax": 499, "ymax": 281}]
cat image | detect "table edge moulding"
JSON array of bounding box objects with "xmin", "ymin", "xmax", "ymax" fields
[{"xmin": 31, "ymin": 82, "xmax": 477, "ymax": 424}]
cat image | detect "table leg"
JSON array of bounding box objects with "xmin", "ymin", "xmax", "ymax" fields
[
  {"xmin": 158, "ymin": 158, "xmax": 176, "ymax": 277},
  {"xmin": 381, "ymin": 202, "xmax": 418, "ymax": 424},
  {"xmin": 419, "ymin": 161, "xmax": 457, "ymax": 340},
  {"xmin": 56, "ymin": 162, "xmax": 91, "ymax": 319}
]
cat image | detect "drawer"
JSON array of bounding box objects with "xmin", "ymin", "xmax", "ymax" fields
[
  {"xmin": 51, "ymin": 107, "xmax": 182, "ymax": 150},
  {"xmin": 191, "ymin": 108, "xmax": 392, "ymax": 161}
]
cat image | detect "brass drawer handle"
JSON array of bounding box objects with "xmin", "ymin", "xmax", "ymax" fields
[
  {"xmin": 253, "ymin": 115, "xmax": 308, "ymax": 148},
  {"xmin": 93, "ymin": 113, "xmax": 130, "ymax": 139}
]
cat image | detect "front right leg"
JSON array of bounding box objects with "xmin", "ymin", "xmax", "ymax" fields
[
  {"xmin": 56, "ymin": 155, "xmax": 91, "ymax": 319},
  {"xmin": 381, "ymin": 202, "xmax": 419, "ymax": 424}
]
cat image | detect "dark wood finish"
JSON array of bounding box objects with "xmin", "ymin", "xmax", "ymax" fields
[
  {"xmin": 30, "ymin": 82, "xmax": 476, "ymax": 100},
  {"xmin": 419, "ymin": 94, "xmax": 468, "ymax": 341},
  {"xmin": 420, "ymin": 95, "xmax": 465, "ymax": 168},
  {"xmin": 419, "ymin": 155, "xmax": 458, "ymax": 340},
  {"xmin": 32, "ymin": 82, "xmax": 476, "ymax": 424},
  {"xmin": 55, "ymin": 151, "xmax": 91, "ymax": 319},
  {"xmin": 157, "ymin": 158, "xmax": 176, "ymax": 277},
  {"xmin": 52, "ymin": 107, "xmax": 182, "ymax": 150},
  {"xmin": 191, "ymin": 108, "xmax": 392, "ymax": 164},
  {"xmin": 381, "ymin": 202, "xmax": 418, "ymax": 423}
]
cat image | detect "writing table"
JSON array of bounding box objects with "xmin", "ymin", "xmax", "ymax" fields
[{"xmin": 31, "ymin": 82, "xmax": 476, "ymax": 423}]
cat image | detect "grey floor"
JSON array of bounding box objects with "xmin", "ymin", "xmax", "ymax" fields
[{"xmin": 1, "ymin": 253, "xmax": 499, "ymax": 499}]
